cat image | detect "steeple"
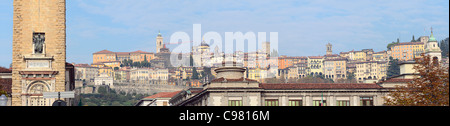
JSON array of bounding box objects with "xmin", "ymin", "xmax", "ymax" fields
[
  {"xmin": 424, "ymin": 26, "xmax": 442, "ymax": 62},
  {"xmin": 429, "ymin": 27, "xmax": 437, "ymax": 42}
]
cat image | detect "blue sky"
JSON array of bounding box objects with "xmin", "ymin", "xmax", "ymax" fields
[{"xmin": 0, "ymin": 0, "xmax": 449, "ymax": 67}]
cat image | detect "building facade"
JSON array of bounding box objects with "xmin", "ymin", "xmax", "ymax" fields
[
  {"xmin": 323, "ymin": 58, "xmax": 348, "ymax": 81},
  {"xmin": 307, "ymin": 56, "xmax": 324, "ymax": 76},
  {"xmin": 424, "ymin": 29, "xmax": 442, "ymax": 62},
  {"xmin": 74, "ymin": 64, "xmax": 99, "ymax": 83},
  {"xmin": 355, "ymin": 61, "xmax": 388, "ymax": 83},
  {"xmin": 93, "ymin": 50, "xmax": 154, "ymax": 64},
  {"xmin": 390, "ymin": 42, "xmax": 424, "ymax": 61},
  {"xmin": 94, "ymin": 73, "xmax": 114, "ymax": 88}
]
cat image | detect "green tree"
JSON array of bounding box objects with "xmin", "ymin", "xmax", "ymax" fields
[
  {"xmin": 387, "ymin": 41, "xmax": 399, "ymax": 50},
  {"xmin": 387, "ymin": 57, "xmax": 400, "ymax": 78},
  {"xmin": 440, "ymin": 37, "xmax": 449, "ymax": 58},
  {"xmin": 98, "ymin": 86, "xmax": 108, "ymax": 94},
  {"xmin": 347, "ymin": 72, "xmax": 355, "ymax": 80}
]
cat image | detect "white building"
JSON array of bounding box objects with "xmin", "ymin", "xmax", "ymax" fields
[
  {"xmin": 135, "ymin": 91, "xmax": 181, "ymax": 106},
  {"xmin": 94, "ymin": 73, "xmax": 114, "ymax": 88}
]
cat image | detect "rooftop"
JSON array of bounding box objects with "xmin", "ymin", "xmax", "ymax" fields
[
  {"xmin": 260, "ymin": 83, "xmax": 383, "ymax": 89},
  {"xmin": 211, "ymin": 77, "xmax": 258, "ymax": 83},
  {"xmin": 93, "ymin": 50, "xmax": 114, "ymax": 54},
  {"xmin": 0, "ymin": 67, "xmax": 12, "ymax": 73},
  {"xmin": 144, "ymin": 91, "xmax": 182, "ymax": 99}
]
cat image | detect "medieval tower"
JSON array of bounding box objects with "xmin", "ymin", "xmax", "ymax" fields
[
  {"xmin": 156, "ymin": 31, "xmax": 164, "ymax": 53},
  {"xmin": 326, "ymin": 43, "xmax": 332, "ymax": 55},
  {"xmin": 12, "ymin": 0, "xmax": 67, "ymax": 106}
]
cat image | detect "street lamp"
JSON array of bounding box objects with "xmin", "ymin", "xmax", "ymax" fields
[{"xmin": 0, "ymin": 94, "xmax": 7, "ymax": 106}]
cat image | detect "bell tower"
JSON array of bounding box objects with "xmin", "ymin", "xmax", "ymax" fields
[
  {"xmin": 326, "ymin": 43, "xmax": 332, "ymax": 55},
  {"xmin": 12, "ymin": 0, "xmax": 67, "ymax": 106},
  {"xmin": 156, "ymin": 31, "xmax": 164, "ymax": 53},
  {"xmin": 424, "ymin": 27, "xmax": 442, "ymax": 62}
]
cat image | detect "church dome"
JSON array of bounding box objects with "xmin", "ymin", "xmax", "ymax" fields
[
  {"xmin": 429, "ymin": 28, "xmax": 437, "ymax": 42},
  {"xmin": 429, "ymin": 34, "xmax": 437, "ymax": 42}
]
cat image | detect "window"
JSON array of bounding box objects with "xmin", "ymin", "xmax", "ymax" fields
[
  {"xmin": 228, "ymin": 100, "xmax": 242, "ymax": 106},
  {"xmin": 313, "ymin": 100, "xmax": 326, "ymax": 106},
  {"xmin": 360, "ymin": 97, "xmax": 373, "ymax": 106},
  {"xmin": 289, "ymin": 100, "xmax": 302, "ymax": 106},
  {"xmin": 265, "ymin": 99, "xmax": 279, "ymax": 106},
  {"xmin": 336, "ymin": 100, "xmax": 350, "ymax": 106}
]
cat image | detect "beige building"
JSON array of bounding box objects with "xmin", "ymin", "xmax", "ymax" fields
[
  {"xmin": 307, "ymin": 56, "xmax": 324, "ymax": 76},
  {"xmin": 372, "ymin": 51, "xmax": 388, "ymax": 61},
  {"xmin": 355, "ymin": 61, "xmax": 388, "ymax": 83},
  {"xmin": 324, "ymin": 58, "xmax": 348, "ymax": 81},
  {"xmin": 130, "ymin": 68, "xmax": 169, "ymax": 82},
  {"xmin": 74, "ymin": 64, "xmax": 99, "ymax": 83},
  {"xmin": 94, "ymin": 73, "xmax": 114, "ymax": 88},
  {"xmin": 11, "ymin": 0, "xmax": 75, "ymax": 106}
]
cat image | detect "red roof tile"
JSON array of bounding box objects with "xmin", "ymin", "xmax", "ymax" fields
[
  {"xmin": 308, "ymin": 56, "xmax": 324, "ymax": 59},
  {"xmin": 144, "ymin": 91, "xmax": 182, "ymax": 99},
  {"xmin": 131, "ymin": 50, "xmax": 153, "ymax": 54},
  {"xmin": 260, "ymin": 83, "xmax": 383, "ymax": 89}
]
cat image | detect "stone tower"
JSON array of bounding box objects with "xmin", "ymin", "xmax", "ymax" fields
[
  {"xmin": 12, "ymin": 0, "xmax": 67, "ymax": 106},
  {"xmin": 326, "ymin": 43, "xmax": 332, "ymax": 55},
  {"xmin": 424, "ymin": 27, "xmax": 442, "ymax": 62},
  {"xmin": 156, "ymin": 31, "xmax": 164, "ymax": 53}
]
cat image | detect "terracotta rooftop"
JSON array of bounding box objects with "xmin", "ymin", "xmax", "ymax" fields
[
  {"xmin": 392, "ymin": 42, "xmax": 424, "ymax": 46},
  {"xmin": 260, "ymin": 83, "xmax": 383, "ymax": 89},
  {"xmin": 131, "ymin": 50, "xmax": 153, "ymax": 54},
  {"xmin": 211, "ymin": 77, "xmax": 258, "ymax": 83},
  {"xmin": 0, "ymin": 67, "xmax": 12, "ymax": 73},
  {"xmin": 144, "ymin": 91, "xmax": 182, "ymax": 99},
  {"xmin": 308, "ymin": 56, "xmax": 324, "ymax": 59}
]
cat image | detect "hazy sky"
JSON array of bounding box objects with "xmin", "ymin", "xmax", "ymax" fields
[{"xmin": 0, "ymin": 0, "xmax": 449, "ymax": 67}]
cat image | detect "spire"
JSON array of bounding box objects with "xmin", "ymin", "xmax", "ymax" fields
[
  {"xmin": 158, "ymin": 30, "xmax": 162, "ymax": 37},
  {"xmin": 429, "ymin": 27, "xmax": 437, "ymax": 42}
]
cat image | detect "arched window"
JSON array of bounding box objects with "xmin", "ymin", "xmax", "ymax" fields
[{"xmin": 27, "ymin": 82, "xmax": 50, "ymax": 106}]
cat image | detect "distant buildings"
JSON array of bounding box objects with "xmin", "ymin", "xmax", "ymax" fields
[
  {"xmin": 93, "ymin": 50, "xmax": 155, "ymax": 64},
  {"xmin": 389, "ymin": 42, "xmax": 424, "ymax": 61},
  {"xmin": 74, "ymin": 64, "xmax": 98, "ymax": 83},
  {"xmin": 83, "ymin": 29, "xmax": 443, "ymax": 91},
  {"xmin": 168, "ymin": 61, "xmax": 391, "ymax": 106}
]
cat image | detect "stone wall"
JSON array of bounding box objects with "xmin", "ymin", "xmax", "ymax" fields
[{"xmin": 113, "ymin": 82, "xmax": 189, "ymax": 95}]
